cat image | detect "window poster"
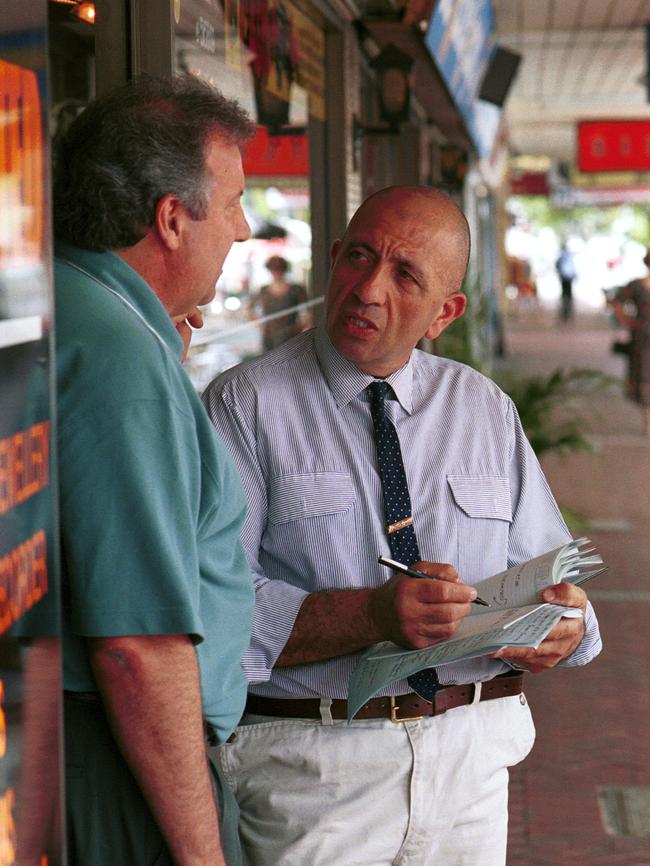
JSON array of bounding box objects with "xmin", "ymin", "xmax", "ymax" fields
[{"xmin": 0, "ymin": 7, "xmax": 64, "ymax": 866}]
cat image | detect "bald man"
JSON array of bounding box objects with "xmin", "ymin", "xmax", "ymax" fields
[{"xmin": 203, "ymin": 187, "xmax": 601, "ymax": 866}]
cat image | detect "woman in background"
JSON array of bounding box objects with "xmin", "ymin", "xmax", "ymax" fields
[
  {"xmin": 256, "ymin": 255, "xmax": 310, "ymax": 351},
  {"xmin": 612, "ymin": 248, "xmax": 650, "ymax": 434}
]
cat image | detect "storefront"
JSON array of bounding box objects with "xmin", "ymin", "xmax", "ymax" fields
[
  {"xmin": 47, "ymin": 0, "xmax": 345, "ymax": 386},
  {"xmin": 423, "ymin": 0, "xmax": 513, "ymax": 368},
  {"xmin": 171, "ymin": 0, "xmax": 333, "ymax": 387},
  {"xmin": 46, "ymin": 0, "xmax": 478, "ymax": 386},
  {"xmin": 1, "ymin": 4, "xmax": 478, "ymax": 861}
]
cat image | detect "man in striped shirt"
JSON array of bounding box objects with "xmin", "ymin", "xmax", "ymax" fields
[{"xmin": 204, "ymin": 186, "xmax": 601, "ymax": 866}]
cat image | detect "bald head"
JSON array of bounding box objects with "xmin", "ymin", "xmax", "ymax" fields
[
  {"xmin": 345, "ymin": 186, "xmax": 471, "ymax": 295},
  {"xmin": 326, "ymin": 184, "xmax": 469, "ymax": 377}
]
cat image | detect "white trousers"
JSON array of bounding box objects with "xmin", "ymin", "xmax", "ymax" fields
[{"xmin": 214, "ymin": 692, "xmax": 535, "ymax": 866}]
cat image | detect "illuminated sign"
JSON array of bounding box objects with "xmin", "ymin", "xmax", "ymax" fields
[
  {"xmin": 577, "ymin": 120, "xmax": 650, "ymax": 173},
  {"xmin": 0, "ymin": 422, "xmax": 50, "ymax": 516},
  {"xmin": 0, "ymin": 59, "xmax": 44, "ymax": 267},
  {"xmin": 0, "ymin": 786, "xmax": 16, "ymax": 866}
]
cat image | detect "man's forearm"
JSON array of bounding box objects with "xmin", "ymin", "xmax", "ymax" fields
[
  {"xmin": 276, "ymin": 568, "xmax": 474, "ymax": 667},
  {"xmin": 89, "ymin": 634, "xmax": 225, "ymax": 866},
  {"xmin": 276, "ymin": 588, "xmax": 381, "ymax": 667}
]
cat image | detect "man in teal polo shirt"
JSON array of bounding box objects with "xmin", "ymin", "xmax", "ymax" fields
[{"xmin": 53, "ymin": 75, "xmax": 255, "ymax": 866}]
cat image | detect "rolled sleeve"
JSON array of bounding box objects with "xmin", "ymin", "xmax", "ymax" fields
[
  {"xmin": 243, "ymin": 579, "xmax": 309, "ymax": 683},
  {"xmin": 559, "ymin": 601, "xmax": 602, "ymax": 667}
]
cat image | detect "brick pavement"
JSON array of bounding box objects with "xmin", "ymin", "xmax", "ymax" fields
[{"xmin": 497, "ymin": 310, "xmax": 650, "ymax": 866}]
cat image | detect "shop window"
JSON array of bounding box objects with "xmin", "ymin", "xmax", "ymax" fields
[
  {"xmin": 47, "ymin": 0, "xmax": 328, "ymax": 391},
  {"xmin": 173, "ymin": 1, "xmax": 326, "ymax": 390}
]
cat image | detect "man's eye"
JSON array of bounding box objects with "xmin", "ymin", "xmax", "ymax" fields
[
  {"xmin": 398, "ymin": 268, "xmax": 415, "ymax": 281},
  {"xmin": 349, "ymin": 249, "xmax": 367, "ymax": 261}
]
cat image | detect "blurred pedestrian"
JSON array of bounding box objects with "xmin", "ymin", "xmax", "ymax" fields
[
  {"xmin": 256, "ymin": 254, "xmax": 310, "ymax": 350},
  {"xmin": 612, "ymin": 248, "xmax": 650, "ymax": 434},
  {"xmin": 556, "ymin": 242, "xmax": 576, "ymax": 322}
]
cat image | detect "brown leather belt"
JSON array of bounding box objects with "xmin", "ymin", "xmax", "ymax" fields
[{"xmin": 246, "ymin": 671, "xmax": 524, "ymax": 723}]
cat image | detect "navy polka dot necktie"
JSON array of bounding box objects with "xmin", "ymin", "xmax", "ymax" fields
[{"xmin": 368, "ymin": 381, "xmax": 440, "ymax": 702}]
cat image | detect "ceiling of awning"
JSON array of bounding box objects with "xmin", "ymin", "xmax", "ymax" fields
[{"xmin": 492, "ymin": 0, "xmax": 650, "ymax": 163}]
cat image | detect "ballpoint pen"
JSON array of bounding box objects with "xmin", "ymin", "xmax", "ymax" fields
[{"xmin": 378, "ymin": 554, "xmax": 490, "ymax": 606}]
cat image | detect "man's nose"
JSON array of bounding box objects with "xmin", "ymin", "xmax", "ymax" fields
[
  {"xmin": 236, "ymin": 208, "xmax": 252, "ymax": 243},
  {"xmin": 355, "ymin": 266, "xmax": 388, "ymax": 305}
]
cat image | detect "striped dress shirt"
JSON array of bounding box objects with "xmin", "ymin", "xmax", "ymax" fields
[{"xmin": 203, "ymin": 326, "xmax": 602, "ymax": 698}]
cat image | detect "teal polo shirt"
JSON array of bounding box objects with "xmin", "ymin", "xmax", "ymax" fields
[{"xmin": 55, "ymin": 242, "xmax": 254, "ymax": 742}]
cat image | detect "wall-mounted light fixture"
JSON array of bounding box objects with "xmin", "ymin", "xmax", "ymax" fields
[
  {"xmin": 372, "ymin": 42, "xmax": 414, "ymax": 126},
  {"xmin": 353, "ymin": 42, "xmax": 415, "ymax": 169},
  {"xmin": 70, "ymin": 2, "xmax": 96, "ymax": 24},
  {"xmin": 49, "ymin": 0, "xmax": 96, "ymax": 24}
]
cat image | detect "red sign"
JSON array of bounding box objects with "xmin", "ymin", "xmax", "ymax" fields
[
  {"xmin": 242, "ymin": 126, "xmax": 309, "ymax": 177},
  {"xmin": 510, "ymin": 172, "xmax": 549, "ymax": 196},
  {"xmin": 578, "ymin": 120, "xmax": 650, "ymax": 173}
]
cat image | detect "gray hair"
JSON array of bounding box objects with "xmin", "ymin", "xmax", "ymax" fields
[{"xmin": 53, "ymin": 74, "xmax": 255, "ymax": 250}]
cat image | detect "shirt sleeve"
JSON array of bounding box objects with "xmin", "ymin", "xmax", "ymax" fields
[
  {"xmin": 203, "ymin": 375, "xmax": 308, "ymax": 683},
  {"xmin": 59, "ymin": 397, "xmax": 205, "ymax": 640},
  {"xmin": 506, "ymin": 398, "xmax": 602, "ymax": 667}
]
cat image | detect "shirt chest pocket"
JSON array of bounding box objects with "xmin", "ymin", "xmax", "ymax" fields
[
  {"xmin": 268, "ymin": 472, "xmax": 356, "ymax": 525},
  {"xmin": 447, "ymin": 474, "xmax": 512, "ymax": 582}
]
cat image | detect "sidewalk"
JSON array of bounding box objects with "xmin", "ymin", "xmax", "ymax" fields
[{"xmin": 497, "ymin": 310, "xmax": 650, "ymax": 865}]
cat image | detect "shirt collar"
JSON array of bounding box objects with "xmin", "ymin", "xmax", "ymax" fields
[
  {"xmin": 54, "ymin": 240, "xmax": 184, "ymax": 356},
  {"xmin": 314, "ymin": 324, "xmax": 414, "ymax": 413}
]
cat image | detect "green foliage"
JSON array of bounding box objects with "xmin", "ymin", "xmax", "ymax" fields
[
  {"xmin": 495, "ymin": 368, "xmax": 614, "ymax": 458},
  {"xmin": 509, "ymin": 196, "xmax": 650, "ymax": 246},
  {"xmin": 560, "ymin": 507, "xmax": 592, "ymax": 534},
  {"xmin": 628, "ymin": 209, "xmax": 650, "ymax": 247},
  {"xmin": 435, "ymin": 310, "xmax": 480, "ymax": 370},
  {"xmin": 435, "ymin": 271, "xmax": 491, "ymax": 372}
]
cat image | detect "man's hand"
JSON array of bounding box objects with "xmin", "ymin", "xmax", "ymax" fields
[
  {"xmin": 173, "ymin": 307, "xmax": 204, "ymax": 362},
  {"xmin": 492, "ymin": 582, "xmax": 587, "ymax": 673},
  {"xmin": 276, "ymin": 561, "xmax": 476, "ymax": 667},
  {"xmin": 370, "ymin": 561, "xmax": 477, "ymax": 649}
]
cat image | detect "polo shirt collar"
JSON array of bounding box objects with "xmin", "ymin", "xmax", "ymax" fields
[
  {"xmin": 55, "ymin": 240, "xmax": 184, "ymax": 356},
  {"xmin": 314, "ymin": 324, "xmax": 414, "ymax": 414}
]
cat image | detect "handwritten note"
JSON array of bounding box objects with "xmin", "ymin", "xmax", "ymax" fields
[{"xmin": 470, "ymin": 539, "xmax": 599, "ymax": 613}]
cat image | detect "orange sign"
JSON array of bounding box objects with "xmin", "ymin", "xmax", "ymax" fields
[
  {"xmin": 0, "ymin": 529, "xmax": 48, "ymax": 635},
  {"xmin": 0, "ymin": 59, "xmax": 44, "ymax": 265},
  {"xmin": 0, "ymin": 787, "xmax": 15, "ymax": 866},
  {"xmin": 0, "ymin": 422, "xmax": 50, "ymax": 516}
]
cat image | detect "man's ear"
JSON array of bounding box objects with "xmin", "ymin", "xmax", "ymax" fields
[
  {"xmin": 154, "ymin": 194, "xmax": 186, "ymax": 251},
  {"xmin": 424, "ymin": 292, "xmax": 467, "ymax": 341},
  {"xmin": 330, "ymin": 239, "xmax": 342, "ymax": 266}
]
